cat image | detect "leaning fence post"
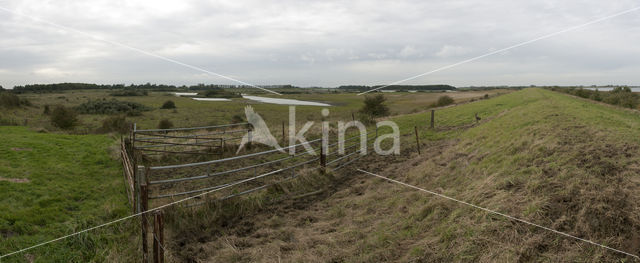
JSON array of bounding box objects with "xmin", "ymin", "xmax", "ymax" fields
[
  {"xmin": 153, "ymin": 211, "xmax": 165, "ymax": 263},
  {"xmin": 414, "ymin": 126, "xmax": 421, "ymax": 155},
  {"xmin": 320, "ymin": 134, "xmax": 327, "ymax": 174},
  {"xmin": 247, "ymin": 124, "xmax": 252, "ymax": 149},
  {"xmin": 140, "ymin": 167, "xmax": 149, "ymax": 263},
  {"xmin": 282, "ymin": 121, "xmax": 286, "ymax": 145},
  {"xmin": 430, "ymin": 110, "xmax": 435, "ymax": 129},
  {"xmin": 136, "ymin": 166, "xmax": 145, "ymax": 213}
]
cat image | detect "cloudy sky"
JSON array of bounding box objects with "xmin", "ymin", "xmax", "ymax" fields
[{"xmin": 1, "ymin": 0, "xmax": 640, "ymax": 88}]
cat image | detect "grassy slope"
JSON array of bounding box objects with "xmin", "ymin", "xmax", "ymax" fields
[
  {"xmin": 199, "ymin": 88, "xmax": 640, "ymax": 262},
  {"xmin": 0, "ymin": 127, "xmax": 135, "ymax": 262}
]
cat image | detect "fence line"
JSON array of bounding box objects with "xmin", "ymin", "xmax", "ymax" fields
[
  {"xmin": 120, "ymin": 138, "xmax": 135, "ymax": 208},
  {"xmin": 126, "ymin": 121, "xmax": 381, "ymax": 262},
  {"xmin": 136, "ymin": 122, "xmax": 249, "ymax": 133},
  {"xmin": 148, "ymin": 138, "xmax": 323, "ymax": 170},
  {"xmin": 135, "ymin": 129, "xmax": 248, "ymax": 140}
]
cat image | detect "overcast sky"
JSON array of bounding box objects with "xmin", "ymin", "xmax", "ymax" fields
[{"xmin": 1, "ymin": 0, "xmax": 640, "ymax": 88}]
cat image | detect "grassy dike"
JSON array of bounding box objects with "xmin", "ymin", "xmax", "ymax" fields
[
  {"xmin": 0, "ymin": 127, "xmax": 136, "ymax": 262},
  {"xmin": 352, "ymin": 88, "xmax": 640, "ymax": 261},
  {"xmin": 196, "ymin": 88, "xmax": 640, "ymax": 262}
]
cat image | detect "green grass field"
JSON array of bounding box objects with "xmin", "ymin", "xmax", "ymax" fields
[{"xmin": 0, "ymin": 127, "xmax": 135, "ymax": 262}]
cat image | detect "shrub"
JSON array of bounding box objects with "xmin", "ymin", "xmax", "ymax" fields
[
  {"xmin": 359, "ymin": 94, "xmax": 390, "ymax": 118},
  {"xmin": 158, "ymin": 119, "xmax": 174, "ymax": 129},
  {"xmin": 161, "ymin": 100, "xmax": 176, "ymax": 109},
  {"xmin": 198, "ymin": 89, "xmax": 241, "ymax": 98},
  {"xmin": 43, "ymin": 105, "xmax": 50, "ymax": 115},
  {"xmin": 75, "ymin": 99, "xmax": 152, "ymax": 115},
  {"xmin": 110, "ymin": 90, "xmax": 148, "ymax": 96},
  {"xmin": 99, "ymin": 115, "xmax": 131, "ymax": 134},
  {"xmin": 434, "ymin": 95, "xmax": 454, "ymax": 107},
  {"xmin": 553, "ymin": 87, "xmax": 639, "ymax": 109},
  {"xmin": 50, "ymin": 106, "xmax": 78, "ymax": 129},
  {"xmin": 483, "ymin": 94, "xmax": 489, "ymax": 99},
  {"xmin": 0, "ymin": 117, "xmax": 18, "ymax": 126},
  {"xmin": 0, "ymin": 92, "xmax": 30, "ymax": 108},
  {"xmin": 231, "ymin": 114, "xmax": 244, "ymax": 123}
]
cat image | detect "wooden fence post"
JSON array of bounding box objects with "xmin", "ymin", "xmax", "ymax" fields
[
  {"xmin": 247, "ymin": 124, "xmax": 252, "ymax": 150},
  {"xmin": 351, "ymin": 112, "xmax": 355, "ymax": 122},
  {"xmin": 320, "ymin": 140, "xmax": 327, "ymax": 174},
  {"xmin": 430, "ymin": 110, "xmax": 435, "ymax": 129},
  {"xmin": 153, "ymin": 211, "xmax": 165, "ymax": 263},
  {"xmin": 414, "ymin": 126, "xmax": 421, "ymax": 155},
  {"xmin": 140, "ymin": 168, "xmax": 149, "ymax": 263},
  {"xmin": 282, "ymin": 121, "xmax": 286, "ymax": 145}
]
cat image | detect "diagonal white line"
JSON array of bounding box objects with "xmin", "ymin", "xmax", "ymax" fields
[
  {"xmin": 357, "ymin": 169, "xmax": 640, "ymax": 260},
  {"xmin": 0, "ymin": 5, "xmax": 281, "ymax": 95},
  {"xmin": 358, "ymin": 6, "xmax": 640, "ymax": 95}
]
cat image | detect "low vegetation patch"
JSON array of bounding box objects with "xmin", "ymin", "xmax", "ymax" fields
[
  {"xmin": 198, "ymin": 89, "xmax": 241, "ymax": 98},
  {"xmin": 359, "ymin": 94, "xmax": 390, "ymax": 123},
  {"xmin": 0, "ymin": 92, "xmax": 31, "ymax": 108},
  {"xmin": 553, "ymin": 86, "xmax": 639, "ymax": 109},
  {"xmin": 0, "ymin": 117, "xmax": 19, "ymax": 126},
  {"xmin": 158, "ymin": 119, "xmax": 174, "ymax": 129},
  {"xmin": 161, "ymin": 100, "xmax": 176, "ymax": 109},
  {"xmin": 98, "ymin": 115, "xmax": 131, "ymax": 134},
  {"xmin": 75, "ymin": 99, "xmax": 152, "ymax": 115},
  {"xmin": 109, "ymin": 90, "xmax": 148, "ymax": 96},
  {"xmin": 432, "ymin": 95, "xmax": 454, "ymax": 107},
  {"xmin": 50, "ymin": 105, "xmax": 78, "ymax": 129}
]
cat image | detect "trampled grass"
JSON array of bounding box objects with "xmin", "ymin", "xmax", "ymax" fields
[{"xmin": 0, "ymin": 127, "xmax": 136, "ymax": 262}]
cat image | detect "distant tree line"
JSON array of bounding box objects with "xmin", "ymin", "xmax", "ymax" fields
[
  {"xmin": 338, "ymin": 85, "xmax": 456, "ymax": 92},
  {"xmin": 10, "ymin": 83, "xmax": 297, "ymax": 93}
]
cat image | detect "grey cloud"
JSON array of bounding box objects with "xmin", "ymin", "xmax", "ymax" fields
[{"xmin": 1, "ymin": 0, "xmax": 640, "ymax": 88}]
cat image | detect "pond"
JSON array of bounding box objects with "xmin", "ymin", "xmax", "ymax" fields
[
  {"xmin": 242, "ymin": 95, "xmax": 331, "ymax": 106},
  {"xmin": 191, "ymin": 98, "xmax": 231, "ymax": 101}
]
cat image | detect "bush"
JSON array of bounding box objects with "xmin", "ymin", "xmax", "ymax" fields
[
  {"xmin": 110, "ymin": 90, "xmax": 148, "ymax": 96},
  {"xmin": 554, "ymin": 87, "xmax": 639, "ymax": 109},
  {"xmin": 359, "ymin": 94, "xmax": 390, "ymax": 118},
  {"xmin": 0, "ymin": 117, "xmax": 18, "ymax": 126},
  {"xmin": 434, "ymin": 95, "xmax": 454, "ymax": 107},
  {"xmin": 198, "ymin": 89, "xmax": 241, "ymax": 98},
  {"xmin": 158, "ymin": 119, "xmax": 174, "ymax": 129},
  {"xmin": 43, "ymin": 105, "xmax": 50, "ymax": 115},
  {"xmin": 483, "ymin": 94, "xmax": 489, "ymax": 99},
  {"xmin": 75, "ymin": 99, "xmax": 152, "ymax": 115},
  {"xmin": 0, "ymin": 92, "xmax": 30, "ymax": 108},
  {"xmin": 231, "ymin": 114, "xmax": 244, "ymax": 123},
  {"xmin": 161, "ymin": 100, "xmax": 176, "ymax": 109},
  {"xmin": 99, "ymin": 115, "xmax": 131, "ymax": 134},
  {"xmin": 50, "ymin": 106, "xmax": 78, "ymax": 129}
]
